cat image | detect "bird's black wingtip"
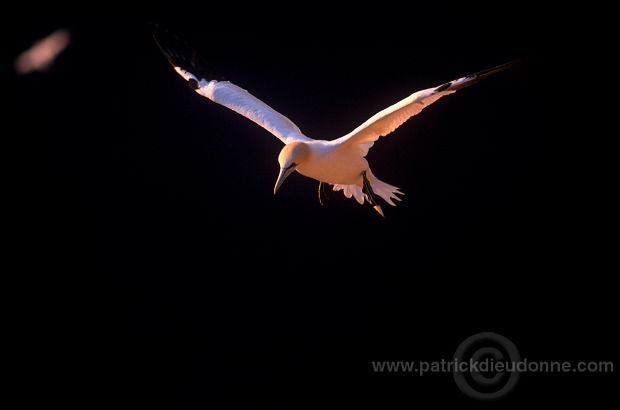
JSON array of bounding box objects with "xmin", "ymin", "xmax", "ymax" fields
[
  {"xmin": 150, "ymin": 22, "xmax": 225, "ymax": 82},
  {"xmin": 468, "ymin": 56, "xmax": 530, "ymax": 80},
  {"xmin": 150, "ymin": 22, "xmax": 182, "ymax": 67},
  {"xmin": 436, "ymin": 56, "xmax": 532, "ymax": 93}
]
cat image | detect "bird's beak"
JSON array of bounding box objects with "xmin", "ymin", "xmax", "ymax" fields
[{"xmin": 274, "ymin": 164, "xmax": 297, "ymax": 194}]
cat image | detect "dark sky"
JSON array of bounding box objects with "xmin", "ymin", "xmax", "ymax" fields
[{"xmin": 12, "ymin": 9, "xmax": 615, "ymax": 409}]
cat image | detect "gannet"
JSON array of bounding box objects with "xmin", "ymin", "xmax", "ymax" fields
[{"xmin": 153, "ymin": 27, "xmax": 526, "ymax": 217}]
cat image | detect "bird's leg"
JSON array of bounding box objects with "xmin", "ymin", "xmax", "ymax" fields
[
  {"xmin": 362, "ymin": 171, "xmax": 384, "ymax": 217},
  {"xmin": 318, "ymin": 181, "xmax": 331, "ymax": 205}
]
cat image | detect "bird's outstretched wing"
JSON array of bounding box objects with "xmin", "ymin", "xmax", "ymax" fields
[
  {"xmin": 152, "ymin": 25, "xmax": 311, "ymax": 145},
  {"xmin": 332, "ymin": 58, "xmax": 527, "ymax": 156}
]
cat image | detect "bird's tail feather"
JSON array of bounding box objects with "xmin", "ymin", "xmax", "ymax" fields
[
  {"xmin": 332, "ymin": 184, "xmax": 365, "ymax": 205},
  {"xmin": 333, "ymin": 177, "xmax": 403, "ymax": 206}
]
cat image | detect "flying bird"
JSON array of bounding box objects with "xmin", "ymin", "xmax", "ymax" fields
[{"xmin": 153, "ymin": 27, "xmax": 526, "ymax": 216}]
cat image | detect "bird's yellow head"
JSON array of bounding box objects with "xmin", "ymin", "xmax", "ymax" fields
[{"xmin": 274, "ymin": 142, "xmax": 310, "ymax": 194}]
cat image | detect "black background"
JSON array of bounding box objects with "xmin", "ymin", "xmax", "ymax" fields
[{"xmin": 11, "ymin": 7, "xmax": 616, "ymax": 409}]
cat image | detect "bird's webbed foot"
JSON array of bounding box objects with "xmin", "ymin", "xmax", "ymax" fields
[
  {"xmin": 362, "ymin": 171, "xmax": 384, "ymax": 217},
  {"xmin": 318, "ymin": 181, "xmax": 331, "ymax": 205}
]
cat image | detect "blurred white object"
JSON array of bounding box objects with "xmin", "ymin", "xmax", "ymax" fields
[{"xmin": 15, "ymin": 28, "xmax": 71, "ymax": 74}]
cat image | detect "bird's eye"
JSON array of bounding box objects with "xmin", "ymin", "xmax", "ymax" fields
[{"xmin": 287, "ymin": 162, "xmax": 298, "ymax": 169}]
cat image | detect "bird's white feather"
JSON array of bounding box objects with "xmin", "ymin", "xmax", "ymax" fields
[
  {"xmin": 333, "ymin": 86, "xmax": 456, "ymax": 157},
  {"xmin": 332, "ymin": 62, "xmax": 523, "ymax": 158},
  {"xmin": 193, "ymin": 78, "xmax": 312, "ymax": 145}
]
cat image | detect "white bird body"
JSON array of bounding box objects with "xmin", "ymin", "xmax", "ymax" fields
[
  {"xmin": 297, "ymin": 140, "xmax": 367, "ymax": 186},
  {"xmin": 155, "ymin": 28, "xmax": 526, "ymax": 216}
]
